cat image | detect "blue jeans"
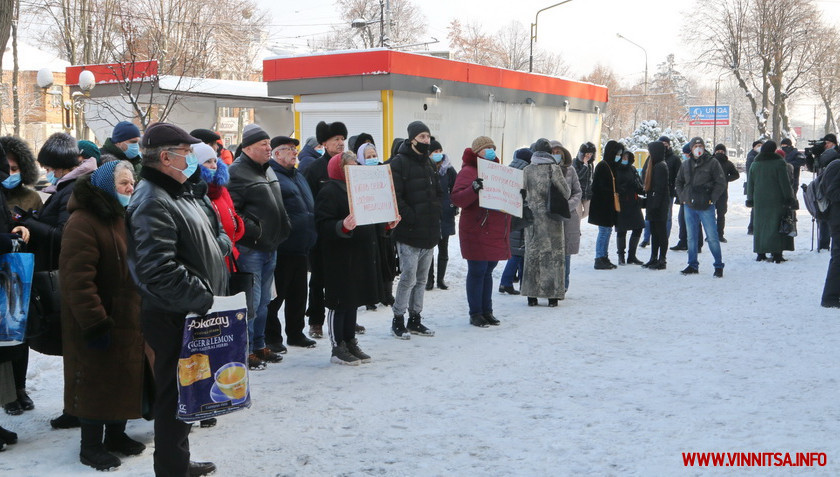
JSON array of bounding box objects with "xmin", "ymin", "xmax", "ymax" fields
[
  {"xmin": 466, "ymin": 260, "xmax": 497, "ymax": 315},
  {"xmin": 564, "ymin": 255, "xmax": 571, "ymax": 291},
  {"xmin": 393, "ymin": 243, "xmax": 434, "ymax": 316},
  {"xmin": 596, "ymin": 226, "xmax": 612, "ymax": 258},
  {"xmin": 500, "ymin": 255, "xmax": 523, "ymax": 288},
  {"xmin": 684, "ymin": 206, "xmax": 723, "ymax": 269},
  {"xmin": 237, "ymin": 246, "xmax": 277, "ymax": 353}
]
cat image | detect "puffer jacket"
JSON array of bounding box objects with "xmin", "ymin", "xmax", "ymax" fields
[
  {"xmin": 126, "ymin": 167, "xmax": 229, "ymax": 315},
  {"xmin": 451, "ymin": 147, "xmax": 511, "ymax": 261},
  {"xmin": 270, "ymin": 160, "xmax": 317, "ymax": 256},
  {"xmin": 389, "ymin": 139, "xmax": 441, "ymax": 249},
  {"xmin": 675, "ymin": 151, "xmax": 727, "ymax": 210},
  {"xmin": 228, "ymin": 152, "xmax": 292, "ymax": 252}
]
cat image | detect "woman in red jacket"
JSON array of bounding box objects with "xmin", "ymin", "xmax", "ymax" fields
[
  {"xmin": 197, "ymin": 143, "xmax": 245, "ymax": 272},
  {"xmin": 451, "ymin": 136, "xmax": 511, "ymax": 328}
]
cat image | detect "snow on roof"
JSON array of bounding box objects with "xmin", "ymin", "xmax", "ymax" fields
[
  {"xmin": 2, "ymin": 42, "xmax": 70, "ymax": 72},
  {"xmin": 157, "ymin": 75, "xmax": 290, "ymax": 99}
]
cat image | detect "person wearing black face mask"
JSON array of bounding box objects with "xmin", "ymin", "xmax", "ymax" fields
[{"xmin": 387, "ymin": 121, "xmax": 441, "ymax": 339}]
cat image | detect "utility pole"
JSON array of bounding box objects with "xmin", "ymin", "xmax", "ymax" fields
[{"xmin": 529, "ymin": 1, "xmax": 575, "ymax": 73}]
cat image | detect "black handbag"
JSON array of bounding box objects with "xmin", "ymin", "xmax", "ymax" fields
[
  {"xmin": 26, "ymin": 269, "xmax": 62, "ymax": 356},
  {"xmin": 779, "ymin": 207, "xmax": 797, "ymax": 237},
  {"xmin": 547, "ymin": 167, "xmax": 571, "ymax": 220}
]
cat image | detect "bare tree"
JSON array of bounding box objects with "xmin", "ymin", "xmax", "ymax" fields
[
  {"xmin": 0, "ymin": 0, "xmax": 13, "ymax": 131},
  {"xmin": 807, "ymin": 26, "xmax": 840, "ymax": 135},
  {"xmin": 311, "ymin": 0, "xmax": 426, "ymax": 50},
  {"xmin": 694, "ymin": 0, "xmax": 822, "ymax": 140}
]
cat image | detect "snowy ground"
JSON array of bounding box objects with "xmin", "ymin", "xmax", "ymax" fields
[{"xmin": 1, "ymin": 177, "xmax": 838, "ymax": 476}]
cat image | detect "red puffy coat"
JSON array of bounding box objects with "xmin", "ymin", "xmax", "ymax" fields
[
  {"xmin": 451, "ymin": 148, "xmax": 511, "ymax": 261},
  {"xmin": 207, "ymin": 183, "xmax": 244, "ymax": 271}
]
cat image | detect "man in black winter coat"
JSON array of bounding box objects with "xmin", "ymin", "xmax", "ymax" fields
[
  {"xmin": 780, "ymin": 138, "xmax": 805, "ymax": 191},
  {"xmin": 127, "ymin": 123, "xmax": 225, "ymax": 477},
  {"xmin": 816, "ymin": 134, "xmax": 840, "ymax": 251},
  {"xmin": 388, "ymin": 121, "xmax": 441, "ymax": 338},
  {"xmin": 301, "ymin": 121, "xmax": 347, "ymax": 338}
]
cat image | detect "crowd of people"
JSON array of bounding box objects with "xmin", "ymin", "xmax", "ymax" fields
[{"xmin": 0, "ymin": 116, "xmax": 836, "ymax": 475}]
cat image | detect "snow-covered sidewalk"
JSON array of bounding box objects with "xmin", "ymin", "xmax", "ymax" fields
[{"xmin": 1, "ymin": 178, "xmax": 838, "ymax": 475}]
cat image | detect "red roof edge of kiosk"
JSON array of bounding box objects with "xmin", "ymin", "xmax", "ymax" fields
[
  {"xmin": 66, "ymin": 60, "xmax": 159, "ymax": 86},
  {"xmin": 263, "ymin": 50, "xmax": 608, "ymax": 104}
]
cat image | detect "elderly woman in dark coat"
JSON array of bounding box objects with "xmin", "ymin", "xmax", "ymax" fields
[
  {"xmin": 59, "ymin": 160, "xmax": 146, "ymax": 471},
  {"xmin": 747, "ymin": 140, "xmax": 795, "ymax": 263},
  {"xmin": 614, "ymin": 150, "xmax": 645, "ymax": 265},
  {"xmin": 315, "ymin": 152, "xmax": 400, "ymax": 365}
]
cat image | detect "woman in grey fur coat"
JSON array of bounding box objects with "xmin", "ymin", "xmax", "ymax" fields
[{"xmin": 520, "ymin": 150, "xmax": 571, "ymax": 306}]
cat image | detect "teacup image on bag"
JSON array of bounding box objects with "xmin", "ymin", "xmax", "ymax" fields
[{"xmin": 214, "ymin": 362, "xmax": 248, "ymax": 400}]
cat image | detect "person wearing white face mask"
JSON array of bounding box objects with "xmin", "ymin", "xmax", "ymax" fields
[
  {"xmin": 674, "ymin": 137, "xmax": 727, "ymax": 277},
  {"xmin": 101, "ymin": 121, "xmax": 142, "ymax": 172}
]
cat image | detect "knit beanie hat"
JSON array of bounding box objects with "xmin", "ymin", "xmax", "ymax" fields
[
  {"xmin": 429, "ymin": 139, "xmax": 443, "ymax": 152},
  {"xmin": 780, "ymin": 138, "xmax": 792, "ymax": 146},
  {"xmin": 760, "ymin": 140, "xmax": 778, "ymax": 155},
  {"xmin": 78, "ymin": 140, "xmax": 101, "ymax": 162},
  {"xmin": 407, "ymin": 121, "xmax": 430, "ymax": 141},
  {"xmin": 111, "ymin": 121, "xmax": 141, "ymax": 144},
  {"xmin": 689, "ymin": 137, "xmax": 705, "ymax": 148},
  {"xmin": 471, "ymin": 136, "xmax": 495, "ymax": 153},
  {"xmin": 90, "ymin": 159, "xmax": 119, "ymax": 200},
  {"xmin": 240, "ymin": 124, "xmax": 270, "ymax": 149},
  {"xmin": 193, "ymin": 143, "xmax": 217, "ymax": 165},
  {"xmin": 38, "ymin": 132, "xmax": 81, "ymax": 169},
  {"xmin": 657, "ymin": 135, "xmax": 671, "ymax": 144},
  {"xmin": 714, "ymin": 143, "xmax": 727, "ymax": 153},
  {"xmin": 532, "ymin": 138, "xmax": 552, "ymax": 154},
  {"xmin": 514, "ymin": 148, "xmax": 533, "ymax": 163},
  {"xmin": 682, "ymin": 143, "xmax": 692, "ymax": 154}
]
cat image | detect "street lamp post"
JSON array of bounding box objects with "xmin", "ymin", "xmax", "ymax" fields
[
  {"xmin": 351, "ymin": 0, "xmax": 389, "ymax": 47},
  {"xmin": 529, "ymin": 0, "xmax": 575, "ymax": 73},
  {"xmin": 36, "ymin": 68, "xmax": 95, "ymax": 139},
  {"xmin": 616, "ymin": 33, "xmax": 648, "ymax": 98},
  {"xmin": 712, "ymin": 71, "xmax": 728, "ymax": 146}
]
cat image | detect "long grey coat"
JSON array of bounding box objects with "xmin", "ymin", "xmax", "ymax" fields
[
  {"xmin": 520, "ymin": 160, "xmax": 572, "ymax": 299},
  {"xmin": 562, "ymin": 161, "xmax": 583, "ymax": 255}
]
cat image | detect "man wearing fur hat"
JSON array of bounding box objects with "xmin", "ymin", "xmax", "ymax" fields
[
  {"xmin": 388, "ymin": 121, "xmax": 441, "ymax": 339},
  {"xmin": 674, "ymin": 137, "xmax": 726, "ymax": 277},
  {"xmin": 101, "ymin": 121, "xmax": 142, "ymax": 172},
  {"xmin": 302, "ymin": 121, "xmax": 347, "ymax": 338},
  {"xmin": 228, "ymin": 124, "xmax": 291, "ymax": 369}
]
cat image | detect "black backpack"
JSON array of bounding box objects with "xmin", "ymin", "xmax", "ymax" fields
[{"xmin": 803, "ymin": 173, "xmax": 830, "ymax": 221}]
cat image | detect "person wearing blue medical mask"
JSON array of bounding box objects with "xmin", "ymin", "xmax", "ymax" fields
[
  {"xmin": 357, "ymin": 142, "xmax": 379, "ymax": 166},
  {"xmin": 427, "ymin": 139, "xmax": 456, "ymax": 291},
  {"xmin": 103, "ymin": 120, "xmax": 142, "ymax": 170},
  {"xmin": 0, "ymin": 136, "xmax": 44, "ymax": 215}
]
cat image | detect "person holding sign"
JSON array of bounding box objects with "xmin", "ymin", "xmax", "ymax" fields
[
  {"xmin": 451, "ymin": 136, "xmax": 512, "ymax": 328},
  {"xmin": 388, "ymin": 121, "xmax": 441, "ymax": 339},
  {"xmin": 314, "ymin": 152, "xmax": 400, "ymax": 365}
]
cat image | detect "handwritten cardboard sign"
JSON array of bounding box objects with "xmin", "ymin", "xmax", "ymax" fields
[
  {"xmin": 345, "ymin": 164, "xmax": 399, "ymax": 226},
  {"xmin": 478, "ymin": 159, "xmax": 524, "ymax": 217}
]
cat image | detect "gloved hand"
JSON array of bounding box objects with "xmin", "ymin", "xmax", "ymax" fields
[
  {"xmin": 471, "ymin": 178, "xmax": 484, "ymax": 193},
  {"xmin": 87, "ymin": 331, "xmax": 111, "ymax": 350}
]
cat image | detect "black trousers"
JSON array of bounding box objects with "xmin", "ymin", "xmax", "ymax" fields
[
  {"xmin": 141, "ymin": 308, "xmax": 191, "ymax": 477},
  {"xmin": 327, "ymin": 308, "xmax": 357, "ymax": 348},
  {"xmin": 11, "ymin": 344, "xmax": 27, "ymax": 389},
  {"xmin": 427, "ymin": 236, "xmax": 450, "ymax": 284},
  {"xmin": 716, "ymin": 195, "xmax": 728, "ymax": 239},
  {"xmin": 677, "ymin": 204, "xmax": 703, "ymax": 247},
  {"xmin": 819, "ymin": 219, "xmax": 831, "ymax": 250},
  {"xmin": 265, "ymin": 254, "xmax": 308, "ymax": 343},
  {"xmin": 306, "ymin": 245, "xmax": 325, "ymax": 326},
  {"xmin": 616, "ymin": 228, "xmax": 642, "ymax": 258},
  {"xmin": 649, "ymin": 220, "xmax": 668, "ymax": 263},
  {"xmin": 821, "ymin": 207, "xmax": 840, "ymax": 305}
]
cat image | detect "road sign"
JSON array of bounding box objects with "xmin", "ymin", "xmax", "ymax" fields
[{"xmin": 687, "ymin": 105, "xmax": 730, "ymax": 126}]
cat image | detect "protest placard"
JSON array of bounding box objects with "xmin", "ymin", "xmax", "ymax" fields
[
  {"xmin": 478, "ymin": 159, "xmax": 524, "ymax": 217},
  {"xmin": 346, "ymin": 164, "xmax": 399, "ymax": 226}
]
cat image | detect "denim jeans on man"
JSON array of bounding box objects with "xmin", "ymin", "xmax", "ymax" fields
[
  {"xmin": 684, "ymin": 205, "xmax": 723, "ymax": 269},
  {"xmin": 596, "ymin": 226, "xmax": 612, "ymax": 258},
  {"xmin": 393, "ymin": 243, "xmax": 434, "ymax": 316},
  {"xmin": 237, "ymin": 245, "xmax": 277, "ymax": 352},
  {"xmin": 466, "ymin": 260, "xmax": 498, "ymax": 315},
  {"xmin": 499, "ymin": 255, "xmax": 524, "ymax": 288}
]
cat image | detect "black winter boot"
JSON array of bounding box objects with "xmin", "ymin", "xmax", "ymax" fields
[
  {"xmin": 391, "ymin": 315, "xmax": 410, "ymax": 340},
  {"xmin": 437, "ymin": 256, "xmax": 449, "ymax": 289},
  {"xmin": 104, "ymin": 422, "xmax": 146, "ymax": 456},
  {"xmin": 407, "ymin": 312, "xmax": 435, "ymax": 336},
  {"xmin": 617, "ymin": 253, "xmax": 626, "ymax": 265},
  {"xmin": 627, "ymin": 235, "xmax": 643, "ymax": 264},
  {"xmin": 80, "ymin": 423, "xmax": 121, "ymax": 471}
]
